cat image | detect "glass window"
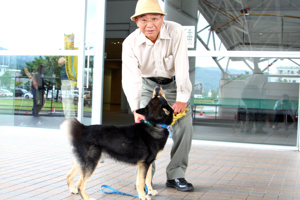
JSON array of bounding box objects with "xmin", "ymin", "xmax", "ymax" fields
[
  {"xmin": 192, "ymin": 56, "xmax": 299, "ymax": 146},
  {"xmin": 1, "ymin": 0, "xmax": 299, "ymax": 148},
  {"xmin": 0, "ymin": 0, "xmax": 98, "ymax": 128},
  {"xmin": 163, "ymin": 0, "xmax": 300, "ymax": 146}
]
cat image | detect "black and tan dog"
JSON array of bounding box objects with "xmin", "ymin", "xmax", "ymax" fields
[{"xmin": 61, "ymin": 85, "xmax": 173, "ymax": 200}]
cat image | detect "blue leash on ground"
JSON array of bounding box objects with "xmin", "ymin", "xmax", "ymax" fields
[{"xmin": 101, "ymin": 184, "xmax": 148, "ymax": 197}]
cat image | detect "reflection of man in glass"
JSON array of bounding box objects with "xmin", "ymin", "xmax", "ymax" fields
[
  {"xmin": 32, "ymin": 64, "xmax": 51, "ymax": 124},
  {"xmin": 273, "ymin": 94, "xmax": 295, "ymax": 130},
  {"xmin": 58, "ymin": 57, "xmax": 76, "ymax": 118},
  {"xmin": 241, "ymin": 68, "xmax": 268, "ymax": 133},
  {"xmin": 32, "ymin": 65, "xmax": 46, "ymax": 118}
]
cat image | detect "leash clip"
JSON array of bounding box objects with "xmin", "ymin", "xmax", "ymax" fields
[{"xmin": 157, "ymin": 124, "xmax": 172, "ymax": 138}]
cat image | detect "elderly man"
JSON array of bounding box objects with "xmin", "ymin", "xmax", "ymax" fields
[{"xmin": 122, "ymin": 0, "xmax": 194, "ymax": 192}]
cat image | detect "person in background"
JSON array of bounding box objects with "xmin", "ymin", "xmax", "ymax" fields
[
  {"xmin": 58, "ymin": 57, "xmax": 76, "ymax": 118},
  {"xmin": 32, "ymin": 64, "xmax": 51, "ymax": 124},
  {"xmin": 273, "ymin": 94, "xmax": 296, "ymax": 130},
  {"xmin": 122, "ymin": 0, "xmax": 194, "ymax": 192},
  {"xmin": 241, "ymin": 67, "xmax": 268, "ymax": 133}
]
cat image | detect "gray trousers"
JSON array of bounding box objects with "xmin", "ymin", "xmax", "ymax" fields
[{"xmin": 140, "ymin": 78, "xmax": 193, "ymax": 180}]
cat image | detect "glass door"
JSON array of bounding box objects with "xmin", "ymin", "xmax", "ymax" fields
[{"xmin": 0, "ymin": 0, "xmax": 105, "ymax": 128}]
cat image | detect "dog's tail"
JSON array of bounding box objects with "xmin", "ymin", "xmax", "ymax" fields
[{"xmin": 60, "ymin": 118, "xmax": 83, "ymax": 143}]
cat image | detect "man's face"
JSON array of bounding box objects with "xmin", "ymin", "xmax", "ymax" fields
[{"xmin": 135, "ymin": 13, "xmax": 164, "ymax": 43}]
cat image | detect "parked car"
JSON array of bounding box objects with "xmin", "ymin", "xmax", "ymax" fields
[
  {"xmin": 70, "ymin": 90, "xmax": 90, "ymax": 101},
  {"xmin": 15, "ymin": 88, "xmax": 28, "ymax": 97},
  {"xmin": 61, "ymin": 90, "xmax": 79, "ymax": 101},
  {"xmin": 71, "ymin": 90, "xmax": 79, "ymax": 101},
  {"xmin": 24, "ymin": 92, "xmax": 33, "ymax": 99},
  {"xmin": 46, "ymin": 90, "xmax": 62, "ymax": 99},
  {"xmin": 0, "ymin": 89, "xmax": 13, "ymax": 97}
]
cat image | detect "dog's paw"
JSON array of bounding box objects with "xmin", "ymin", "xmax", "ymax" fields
[
  {"xmin": 69, "ymin": 187, "xmax": 78, "ymax": 194},
  {"xmin": 88, "ymin": 198, "xmax": 96, "ymax": 200},
  {"xmin": 145, "ymin": 195, "xmax": 152, "ymax": 200},
  {"xmin": 148, "ymin": 189, "xmax": 158, "ymax": 196},
  {"xmin": 139, "ymin": 195, "xmax": 151, "ymax": 200}
]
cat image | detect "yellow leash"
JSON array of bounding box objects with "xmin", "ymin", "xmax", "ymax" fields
[{"xmin": 171, "ymin": 108, "xmax": 189, "ymax": 125}]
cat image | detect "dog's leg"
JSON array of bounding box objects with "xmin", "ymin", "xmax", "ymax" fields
[
  {"xmin": 76, "ymin": 174, "xmax": 83, "ymax": 192},
  {"xmin": 67, "ymin": 160, "xmax": 80, "ymax": 194},
  {"xmin": 77, "ymin": 170, "xmax": 95, "ymax": 200},
  {"xmin": 77, "ymin": 160, "xmax": 101, "ymax": 200},
  {"xmin": 137, "ymin": 162, "xmax": 151, "ymax": 200},
  {"xmin": 145, "ymin": 163, "xmax": 158, "ymax": 197}
]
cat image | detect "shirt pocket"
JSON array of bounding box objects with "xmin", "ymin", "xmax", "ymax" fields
[{"xmin": 164, "ymin": 55, "xmax": 174, "ymax": 70}]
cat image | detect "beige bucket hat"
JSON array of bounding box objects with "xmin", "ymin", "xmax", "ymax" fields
[{"xmin": 131, "ymin": 0, "xmax": 167, "ymax": 21}]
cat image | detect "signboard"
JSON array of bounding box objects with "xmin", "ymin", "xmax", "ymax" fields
[
  {"xmin": 64, "ymin": 34, "xmax": 78, "ymax": 86},
  {"xmin": 183, "ymin": 26, "xmax": 195, "ymax": 49}
]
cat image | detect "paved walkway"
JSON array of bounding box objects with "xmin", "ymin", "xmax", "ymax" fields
[{"xmin": 1, "ymin": 126, "xmax": 300, "ymax": 200}]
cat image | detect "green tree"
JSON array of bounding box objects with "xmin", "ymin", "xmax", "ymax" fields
[
  {"xmin": 20, "ymin": 55, "xmax": 93, "ymax": 90},
  {"xmin": 228, "ymin": 70, "xmax": 250, "ymax": 81},
  {"xmin": 1, "ymin": 71, "xmax": 13, "ymax": 89},
  {"xmin": 211, "ymin": 90, "xmax": 218, "ymax": 99},
  {"xmin": 24, "ymin": 81, "xmax": 31, "ymax": 91},
  {"xmin": 20, "ymin": 56, "xmax": 62, "ymax": 89},
  {"xmin": 15, "ymin": 80, "xmax": 23, "ymax": 88}
]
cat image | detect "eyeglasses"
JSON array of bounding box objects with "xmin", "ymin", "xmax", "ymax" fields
[{"xmin": 138, "ymin": 16, "xmax": 162, "ymax": 25}]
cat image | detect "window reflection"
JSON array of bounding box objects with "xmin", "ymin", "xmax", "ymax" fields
[
  {"xmin": 197, "ymin": 0, "xmax": 300, "ymax": 51},
  {"xmin": 0, "ymin": 55, "xmax": 95, "ymax": 128},
  {"xmin": 192, "ymin": 57, "xmax": 299, "ymax": 146}
]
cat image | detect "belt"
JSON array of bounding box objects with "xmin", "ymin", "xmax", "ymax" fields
[{"xmin": 147, "ymin": 77, "xmax": 175, "ymax": 85}]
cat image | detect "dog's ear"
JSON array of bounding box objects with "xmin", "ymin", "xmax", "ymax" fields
[
  {"xmin": 135, "ymin": 108, "xmax": 146, "ymax": 116},
  {"xmin": 163, "ymin": 108, "xmax": 171, "ymax": 116}
]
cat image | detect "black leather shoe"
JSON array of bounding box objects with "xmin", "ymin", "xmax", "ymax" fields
[{"xmin": 166, "ymin": 178, "xmax": 194, "ymax": 192}]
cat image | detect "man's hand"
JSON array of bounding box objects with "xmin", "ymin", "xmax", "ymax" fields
[
  {"xmin": 133, "ymin": 110, "xmax": 145, "ymax": 123},
  {"xmin": 58, "ymin": 57, "xmax": 65, "ymax": 67},
  {"xmin": 172, "ymin": 101, "xmax": 187, "ymax": 115}
]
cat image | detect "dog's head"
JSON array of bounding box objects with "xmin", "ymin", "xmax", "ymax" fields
[{"xmin": 136, "ymin": 85, "xmax": 173, "ymax": 125}]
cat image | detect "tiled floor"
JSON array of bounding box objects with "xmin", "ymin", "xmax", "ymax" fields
[{"xmin": 1, "ymin": 126, "xmax": 300, "ymax": 200}]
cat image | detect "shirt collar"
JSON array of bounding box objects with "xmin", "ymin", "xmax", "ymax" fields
[
  {"xmin": 160, "ymin": 22, "xmax": 171, "ymax": 40},
  {"xmin": 137, "ymin": 22, "xmax": 171, "ymax": 46}
]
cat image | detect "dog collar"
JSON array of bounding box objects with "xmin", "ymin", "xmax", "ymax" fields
[
  {"xmin": 157, "ymin": 124, "xmax": 170, "ymax": 130},
  {"xmin": 142, "ymin": 120, "xmax": 169, "ymax": 129},
  {"xmin": 157, "ymin": 124, "xmax": 172, "ymax": 138},
  {"xmin": 142, "ymin": 120, "xmax": 153, "ymax": 126},
  {"xmin": 141, "ymin": 120, "xmax": 172, "ymax": 138}
]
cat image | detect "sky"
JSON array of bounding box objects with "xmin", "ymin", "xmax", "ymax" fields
[{"xmin": 0, "ymin": 0, "xmax": 95, "ymax": 51}]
